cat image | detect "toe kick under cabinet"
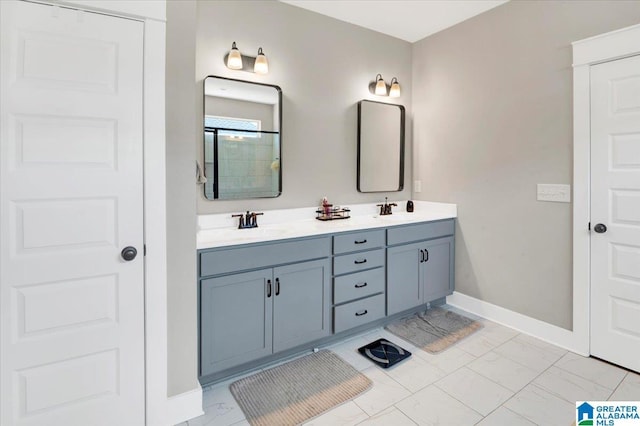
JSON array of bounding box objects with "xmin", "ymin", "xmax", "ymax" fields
[{"xmin": 198, "ymin": 218, "xmax": 455, "ymax": 383}]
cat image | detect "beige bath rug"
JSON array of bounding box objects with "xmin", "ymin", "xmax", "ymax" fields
[
  {"xmin": 229, "ymin": 350, "xmax": 372, "ymax": 426},
  {"xmin": 385, "ymin": 307, "xmax": 482, "ymax": 353}
]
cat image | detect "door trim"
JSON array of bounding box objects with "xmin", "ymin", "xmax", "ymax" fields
[
  {"xmin": 39, "ymin": 1, "xmax": 193, "ymax": 424},
  {"xmin": 572, "ymin": 23, "xmax": 640, "ymax": 356}
]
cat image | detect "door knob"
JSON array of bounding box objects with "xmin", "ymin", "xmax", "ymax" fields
[
  {"xmin": 594, "ymin": 223, "xmax": 607, "ymax": 234},
  {"xmin": 121, "ymin": 246, "xmax": 138, "ymax": 261}
]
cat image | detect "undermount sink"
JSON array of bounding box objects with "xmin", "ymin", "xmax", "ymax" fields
[
  {"xmin": 373, "ymin": 213, "xmax": 416, "ymax": 221},
  {"xmin": 200, "ymin": 227, "xmax": 288, "ymax": 241}
]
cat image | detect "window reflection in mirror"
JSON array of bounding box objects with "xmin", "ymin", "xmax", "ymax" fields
[{"xmin": 203, "ymin": 76, "xmax": 282, "ymax": 200}]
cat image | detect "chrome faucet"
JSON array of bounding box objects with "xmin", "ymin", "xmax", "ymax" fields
[
  {"xmin": 377, "ymin": 197, "xmax": 397, "ymax": 216},
  {"xmin": 232, "ymin": 211, "xmax": 264, "ymax": 229}
]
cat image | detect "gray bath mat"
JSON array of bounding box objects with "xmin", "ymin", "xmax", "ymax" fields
[
  {"xmin": 385, "ymin": 307, "xmax": 482, "ymax": 353},
  {"xmin": 229, "ymin": 350, "xmax": 372, "ymax": 426}
]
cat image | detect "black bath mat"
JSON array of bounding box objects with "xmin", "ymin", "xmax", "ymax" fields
[{"xmin": 358, "ymin": 339, "xmax": 411, "ymax": 369}]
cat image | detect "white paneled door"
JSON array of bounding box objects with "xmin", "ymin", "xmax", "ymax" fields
[
  {"xmin": 590, "ymin": 54, "xmax": 640, "ymax": 373},
  {"xmin": 0, "ymin": 1, "xmax": 145, "ymax": 425}
]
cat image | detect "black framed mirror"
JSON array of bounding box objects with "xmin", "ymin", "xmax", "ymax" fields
[
  {"xmin": 203, "ymin": 76, "xmax": 282, "ymax": 200},
  {"xmin": 357, "ymin": 100, "xmax": 405, "ymax": 192}
]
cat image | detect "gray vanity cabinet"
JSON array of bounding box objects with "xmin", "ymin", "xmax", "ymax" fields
[
  {"xmin": 199, "ymin": 220, "xmax": 456, "ymax": 383},
  {"xmin": 272, "ymin": 259, "xmax": 331, "ymax": 353},
  {"xmin": 386, "ymin": 220, "xmax": 455, "ymax": 316},
  {"xmin": 332, "ymin": 229, "xmax": 387, "ymax": 333},
  {"xmin": 422, "ymin": 237, "xmax": 454, "ymax": 302},
  {"xmin": 200, "ymin": 269, "xmax": 273, "ymax": 375},
  {"xmin": 199, "ymin": 237, "xmax": 331, "ymax": 377},
  {"xmin": 387, "ymin": 241, "xmax": 424, "ymax": 315}
]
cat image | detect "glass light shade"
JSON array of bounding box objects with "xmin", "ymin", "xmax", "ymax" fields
[
  {"xmin": 375, "ymin": 76, "xmax": 387, "ymax": 96},
  {"xmin": 254, "ymin": 48, "xmax": 269, "ymax": 74},
  {"xmin": 389, "ymin": 79, "xmax": 401, "ymax": 98},
  {"xmin": 227, "ymin": 42, "xmax": 243, "ymax": 70}
]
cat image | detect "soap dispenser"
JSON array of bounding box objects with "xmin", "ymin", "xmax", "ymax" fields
[{"xmin": 406, "ymin": 200, "xmax": 414, "ymax": 212}]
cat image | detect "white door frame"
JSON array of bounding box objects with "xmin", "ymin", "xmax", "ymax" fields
[
  {"xmin": 572, "ymin": 23, "xmax": 640, "ymax": 356},
  {"xmin": 9, "ymin": 1, "xmax": 195, "ymax": 425}
]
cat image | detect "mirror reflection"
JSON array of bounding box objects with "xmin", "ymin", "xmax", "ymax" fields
[
  {"xmin": 357, "ymin": 100, "xmax": 405, "ymax": 192},
  {"xmin": 203, "ymin": 76, "xmax": 282, "ymax": 200}
]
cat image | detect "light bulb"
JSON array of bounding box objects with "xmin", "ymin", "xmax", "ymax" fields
[
  {"xmin": 254, "ymin": 47, "xmax": 269, "ymax": 74},
  {"xmin": 389, "ymin": 77, "xmax": 401, "ymax": 98},
  {"xmin": 375, "ymin": 74, "xmax": 387, "ymax": 96},
  {"xmin": 227, "ymin": 42, "xmax": 243, "ymax": 70}
]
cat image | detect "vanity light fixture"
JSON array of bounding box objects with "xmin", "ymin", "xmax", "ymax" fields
[
  {"xmin": 374, "ymin": 74, "xmax": 387, "ymax": 95},
  {"xmin": 224, "ymin": 42, "xmax": 270, "ymax": 74},
  {"xmin": 369, "ymin": 74, "xmax": 400, "ymax": 98},
  {"xmin": 226, "ymin": 42, "xmax": 243, "ymax": 70},
  {"xmin": 254, "ymin": 47, "xmax": 269, "ymax": 74},
  {"xmin": 389, "ymin": 77, "xmax": 401, "ymax": 98},
  {"xmin": 369, "ymin": 74, "xmax": 401, "ymax": 97}
]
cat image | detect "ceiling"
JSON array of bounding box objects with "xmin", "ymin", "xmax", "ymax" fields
[{"xmin": 280, "ymin": 0, "xmax": 508, "ymax": 43}]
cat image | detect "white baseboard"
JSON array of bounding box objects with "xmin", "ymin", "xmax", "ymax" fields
[
  {"xmin": 446, "ymin": 292, "xmax": 588, "ymax": 356},
  {"xmin": 167, "ymin": 386, "xmax": 203, "ymax": 426}
]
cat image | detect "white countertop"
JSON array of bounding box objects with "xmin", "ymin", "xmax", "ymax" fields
[{"xmin": 197, "ymin": 200, "xmax": 457, "ymax": 249}]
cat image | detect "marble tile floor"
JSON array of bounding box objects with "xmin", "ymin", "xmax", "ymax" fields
[{"xmin": 183, "ymin": 307, "xmax": 640, "ymax": 426}]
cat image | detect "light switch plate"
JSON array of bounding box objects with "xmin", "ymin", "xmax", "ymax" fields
[
  {"xmin": 414, "ymin": 180, "xmax": 422, "ymax": 193},
  {"xmin": 537, "ymin": 184, "xmax": 571, "ymax": 202}
]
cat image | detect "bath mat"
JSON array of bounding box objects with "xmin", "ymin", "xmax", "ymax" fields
[
  {"xmin": 229, "ymin": 350, "xmax": 372, "ymax": 426},
  {"xmin": 385, "ymin": 307, "xmax": 482, "ymax": 354},
  {"xmin": 358, "ymin": 338, "xmax": 412, "ymax": 368}
]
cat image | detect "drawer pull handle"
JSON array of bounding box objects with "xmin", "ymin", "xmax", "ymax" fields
[
  {"xmin": 355, "ymin": 310, "xmax": 368, "ymax": 317},
  {"xmin": 275, "ymin": 277, "xmax": 280, "ymax": 296},
  {"xmin": 354, "ymin": 239, "xmax": 367, "ymax": 244},
  {"xmin": 267, "ymin": 279, "xmax": 272, "ymax": 298},
  {"xmin": 354, "ymin": 259, "xmax": 367, "ymax": 265},
  {"xmin": 355, "ymin": 282, "xmax": 368, "ymax": 288},
  {"xmin": 424, "ymin": 249, "xmax": 429, "ymax": 262},
  {"xmin": 419, "ymin": 249, "xmax": 424, "ymax": 263}
]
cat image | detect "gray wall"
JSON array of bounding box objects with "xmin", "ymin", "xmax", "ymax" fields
[
  {"xmin": 412, "ymin": 0, "xmax": 640, "ymax": 330},
  {"xmin": 166, "ymin": 0, "xmax": 199, "ymax": 396},
  {"xmin": 166, "ymin": 0, "xmax": 411, "ymax": 396},
  {"xmin": 195, "ymin": 0, "xmax": 412, "ymax": 214}
]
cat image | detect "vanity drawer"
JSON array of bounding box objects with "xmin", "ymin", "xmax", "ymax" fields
[
  {"xmin": 333, "ymin": 229, "xmax": 385, "ymax": 254},
  {"xmin": 199, "ymin": 236, "xmax": 331, "ymax": 277},
  {"xmin": 333, "ymin": 248, "xmax": 384, "ymax": 276},
  {"xmin": 334, "ymin": 294, "xmax": 385, "ymax": 333},
  {"xmin": 387, "ymin": 219, "xmax": 455, "ymax": 246},
  {"xmin": 334, "ymin": 267, "xmax": 384, "ymax": 305}
]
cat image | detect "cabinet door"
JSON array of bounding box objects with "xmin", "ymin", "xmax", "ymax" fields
[
  {"xmin": 387, "ymin": 241, "xmax": 424, "ymax": 315},
  {"xmin": 423, "ymin": 236, "xmax": 454, "ymax": 302},
  {"xmin": 272, "ymin": 259, "xmax": 331, "ymax": 352},
  {"xmin": 200, "ymin": 269, "xmax": 273, "ymax": 376}
]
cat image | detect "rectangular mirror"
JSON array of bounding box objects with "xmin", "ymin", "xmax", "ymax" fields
[
  {"xmin": 357, "ymin": 100, "xmax": 405, "ymax": 192},
  {"xmin": 203, "ymin": 76, "xmax": 282, "ymax": 200}
]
